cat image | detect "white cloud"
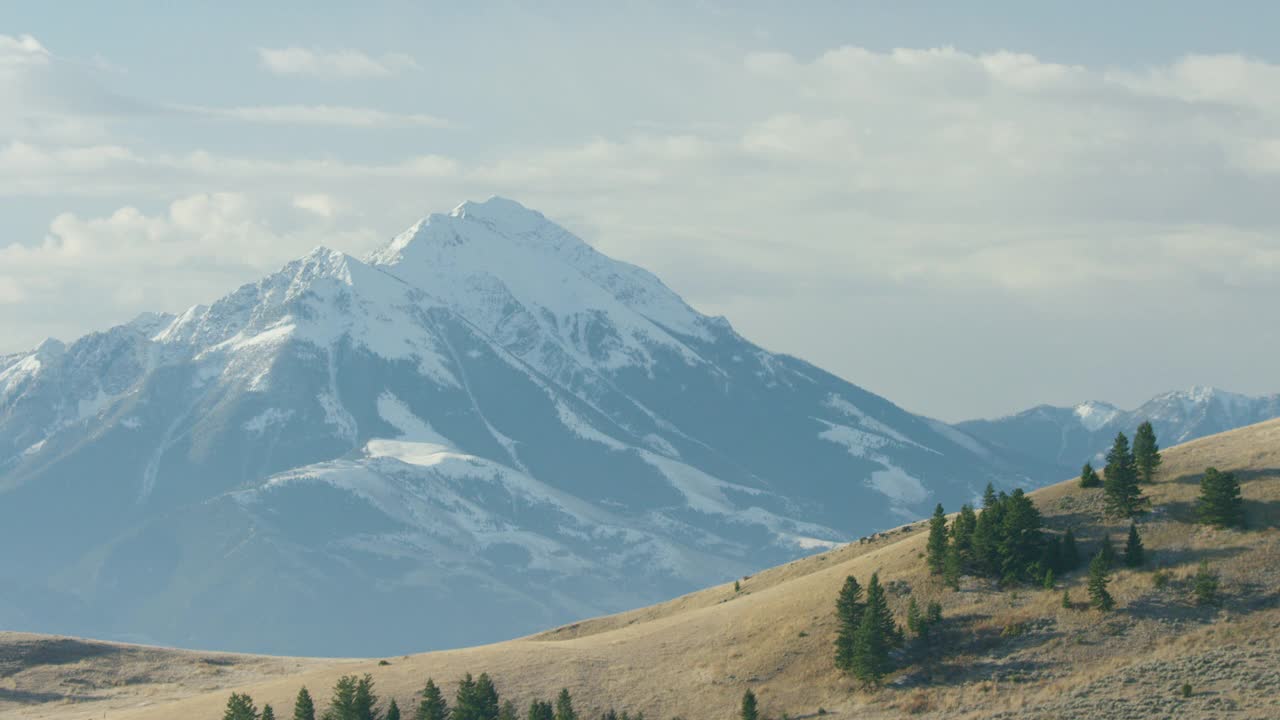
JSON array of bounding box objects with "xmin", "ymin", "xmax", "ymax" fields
[
  {"xmin": 0, "ymin": 194, "xmax": 380, "ymax": 345},
  {"xmin": 188, "ymin": 104, "xmax": 449, "ymax": 128},
  {"xmin": 4, "ymin": 38, "xmax": 1280, "ymax": 417},
  {"xmin": 293, "ymin": 193, "xmax": 340, "ymax": 218},
  {"xmin": 0, "ymin": 33, "xmax": 50, "ymax": 67},
  {"xmin": 0, "ymin": 140, "xmax": 458, "ymax": 195},
  {"xmin": 258, "ymin": 47, "xmax": 420, "ymax": 78}
]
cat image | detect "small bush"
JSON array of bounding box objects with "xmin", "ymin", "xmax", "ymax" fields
[
  {"xmin": 1001, "ymin": 622, "xmax": 1028, "ymax": 638},
  {"xmin": 1153, "ymin": 569, "xmax": 1171, "ymax": 589},
  {"xmin": 798, "ymin": 631, "xmax": 808, "ymax": 638},
  {"xmin": 378, "ymin": 660, "xmax": 391, "ymax": 666},
  {"xmin": 904, "ymin": 692, "xmax": 931, "ymax": 714},
  {"xmin": 1192, "ymin": 561, "xmax": 1220, "ymax": 607},
  {"xmin": 1181, "ymin": 682, "xmax": 1192, "ymax": 698}
]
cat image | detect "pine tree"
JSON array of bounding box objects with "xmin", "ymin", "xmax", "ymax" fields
[
  {"xmin": 1132, "ymin": 421, "xmax": 1161, "ymax": 484},
  {"xmin": 554, "ymin": 689, "xmax": 576, "ymax": 720},
  {"xmin": 1061, "ymin": 589, "xmax": 1071, "ymax": 609},
  {"xmin": 1042, "ymin": 568, "xmax": 1055, "ymax": 590},
  {"xmin": 942, "ymin": 541, "xmax": 962, "ymax": 590},
  {"xmin": 354, "ymin": 675, "xmax": 381, "ymax": 720},
  {"xmin": 925, "ymin": 600, "xmax": 942, "ymax": 628},
  {"xmin": 474, "ymin": 674, "xmax": 499, "ymax": 720},
  {"xmin": 1097, "ymin": 534, "xmax": 1116, "ymax": 569},
  {"xmin": 906, "ymin": 597, "xmax": 923, "ymax": 638},
  {"xmin": 998, "ymin": 489, "xmax": 1044, "ymax": 580},
  {"xmin": 926, "ymin": 504, "xmax": 948, "ymax": 575},
  {"xmin": 528, "ymin": 700, "xmax": 554, "ymax": 720},
  {"xmin": 1198, "ymin": 467, "xmax": 1245, "ymax": 528},
  {"xmin": 740, "ymin": 689, "xmax": 759, "ymax": 720},
  {"xmin": 974, "ymin": 485, "xmax": 1008, "ymax": 576},
  {"xmin": 415, "ymin": 680, "xmax": 447, "ymax": 720},
  {"xmin": 1079, "ymin": 462, "xmax": 1102, "ymax": 489},
  {"xmin": 498, "ymin": 701, "xmax": 517, "ymax": 720},
  {"xmin": 1123, "ymin": 522, "xmax": 1145, "ymax": 568},
  {"xmin": 1087, "ymin": 551, "xmax": 1114, "ymax": 611},
  {"xmin": 295, "ymin": 687, "xmax": 317, "ymax": 720},
  {"xmin": 1061, "ymin": 528, "xmax": 1080, "ymax": 571},
  {"xmin": 225, "ymin": 693, "xmax": 259, "ymax": 720},
  {"xmin": 263, "ymin": 706, "xmax": 276, "ymax": 720},
  {"xmin": 326, "ymin": 676, "xmax": 359, "ymax": 720},
  {"xmin": 833, "ymin": 576, "xmax": 864, "ymax": 672},
  {"xmin": 850, "ymin": 573, "xmax": 898, "ymax": 686},
  {"xmin": 385, "ymin": 703, "xmax": 400, "ymax": 720},
  {"xmin": 951, "ymin": 504, "xmax": 977, "ymax": 565},
  {"xmin": 1193, "ymin": 560, "xmax": 1220, "ymax": 606},
  {"xmin": 1040, "ymin": 535, "xmax": 1062, "ymax": 576},
  {"xmin": 1103, "ymin": 432, "xmax": 1146, "ymax": 517}
]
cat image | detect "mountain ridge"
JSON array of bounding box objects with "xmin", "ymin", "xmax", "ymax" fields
[
  {"xmin": 0, "ymin": 198, "xmax": 1040, "ymax": 656},
  {"xmin": 958, "ymin": 386, "xmax": 1280, "ymax": 473}
]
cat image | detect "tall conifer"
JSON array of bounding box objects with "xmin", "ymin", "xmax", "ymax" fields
[
  {"xmin": 740, "ymin": 690, "xmax": 759, "ymax": 720},
  {"xmin": 1079, "ymin": 462, "xmax": 1102, "ymax": 488},
  {"xmin": 416, "ymin": 680, "xmax": 447, "ymax": 720},
  {"xmin": 295, "ymin": 687, "xmax": 317, "ymax": 720},
  {"xmin": 1061, "ymin": 528, "xmax": 1080, "ymax": 570},
  {"xmin": 850, "ymin": 573, "xmax": 898, "ymax": 685},
  {"xmin": 328, "ymin": 676, "xmax": 359, "ymax": 720},
  {"xmin": 833, "ymin": 576, "xmax": 864, "ymax": 672},
  {"xmin": 1087, "ymin": 551, "xmax": 1114, "ymax": 611},
  {"xmin": 1132, "ymin": 421, "xmax": 1161, "ymax": 484},
  {"xmin": 1198, "ymin": 467, "xmax": 1245, "ymax": 528},
  {"xmin": 528, "ymin": 700, "xmax": 554, "ymax": 720},
  {"xmin": 554, "ymin": 689, "xmax": 576, "ymax": 720},
  {"xmin": 1123, "ymin": 522, "xmax": 1145, "ymax": 567},
  {"xmin": 224, "ymin": 693, "xmax": 259, "ymax": 720},
  {"xmin": 354, "ymin": 674, "xmax": 380, "ymax": 720},
  {"xmin": 926, "ymin": 504, "xmax": 948, "ymax": 574},
  {"xmin": 1103, "ymin": 432, "xmax": 1146, "ymax": 517}
]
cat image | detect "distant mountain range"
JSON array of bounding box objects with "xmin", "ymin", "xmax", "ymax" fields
[
  {"xmin": 957, "ymin": 386, "xmax": 1280, "ymax": 475},
  {"xmin": 0, "ymin": 197, "xmax": 1052, "ymax": 656}
]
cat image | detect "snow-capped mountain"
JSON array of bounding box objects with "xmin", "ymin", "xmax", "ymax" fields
[
  {"xmin": 957, "ymin": 387, "xmax": 1280, "ymax": 473},
  {"xmin": 0, "ymin": 197, "xmax": 1040, "ymax": 656}
]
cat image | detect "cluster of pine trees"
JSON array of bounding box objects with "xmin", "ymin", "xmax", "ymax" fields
[
  {"xmin": 925, "ymin": 485, "xmax": 1079, "ymax": 590},
  {"xmin": 1081, "ymin": 422, "xmax": 1160, "ymax": 518},
  {"xmin": 222, "ymin": 673, "xmax": 637, "ymax": 720},
  {"xmin": 833, "ymin": 572, "xmax": 942, "ymax": 686}
]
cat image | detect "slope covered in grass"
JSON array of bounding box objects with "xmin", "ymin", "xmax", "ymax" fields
[{"xmin": 7, "ymin": 419, "xmax": 1280, "ymax": 720}]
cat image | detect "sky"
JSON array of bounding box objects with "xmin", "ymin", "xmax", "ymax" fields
[{"xmin": 1, "ymin": 1, "xmax": 1278, "ymax": 421}]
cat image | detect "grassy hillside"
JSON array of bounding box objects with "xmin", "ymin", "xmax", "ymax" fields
[{"xmin": 5, "ymin": 419, "xmax": 1279, "ymax": 720}]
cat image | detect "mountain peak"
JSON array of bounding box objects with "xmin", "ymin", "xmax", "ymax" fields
[
  {"xmin": 1072, "ymin": 400, "xmax": 1120, "ymax": 431},
  {"xmin": 369, "ymin": 196, "xmax": 578, "ymax": 267},
  {"xmin": 448, "ymin": 196, "xmax": 547, "ymax": 227}
]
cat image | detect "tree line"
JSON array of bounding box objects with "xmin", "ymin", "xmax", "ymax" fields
[{"xmin": 222, "ymin": 673, "xmax": 650, "ymax": 720}]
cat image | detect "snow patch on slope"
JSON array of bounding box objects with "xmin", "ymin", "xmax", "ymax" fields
[
  {"xmin": 243, "ymin": 408, "xmax": 293, "ymax": 436},
  {"xmin": 1073, "ymin": 401, "xmax": 1120, "ymax": 431},
  {"xmin": 927, "ymin": 419, "xmax": 992, "ymax": 459}
]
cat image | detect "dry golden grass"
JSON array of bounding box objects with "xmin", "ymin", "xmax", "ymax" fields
[{"xmin": 5, "ymin": 419, "xmax": 1279, "ymax": 720}]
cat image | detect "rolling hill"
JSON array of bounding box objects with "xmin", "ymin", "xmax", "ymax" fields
[{"xmin": 6, "ymin": 418, "xmax": 1278, "ymax": 720}]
